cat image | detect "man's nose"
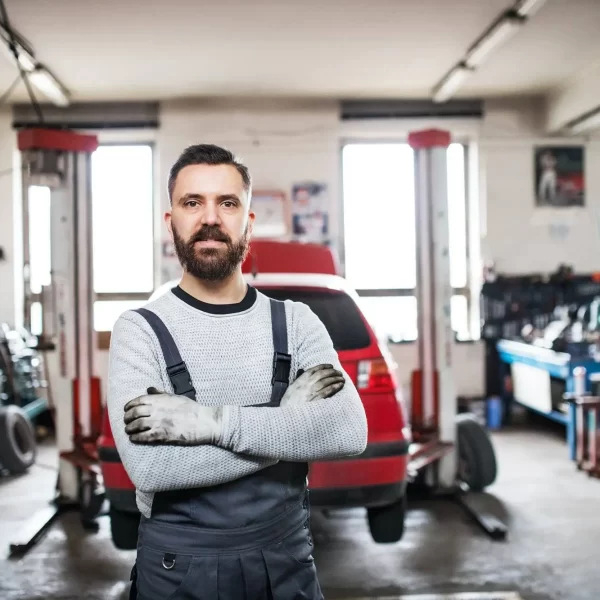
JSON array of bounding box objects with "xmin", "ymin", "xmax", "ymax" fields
[{"xmin": 201, "ymin": 202, "xmax": 221, "ymax": 225}]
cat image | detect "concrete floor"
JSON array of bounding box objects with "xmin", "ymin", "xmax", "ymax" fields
[{"xmin": 1, "ymin": 418, "xmax": 599, "ymax": 600}]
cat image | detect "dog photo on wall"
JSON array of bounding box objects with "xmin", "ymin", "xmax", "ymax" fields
[{"xmin": 534, "ymin": 145, "xmax": 585, "ymax": 208}]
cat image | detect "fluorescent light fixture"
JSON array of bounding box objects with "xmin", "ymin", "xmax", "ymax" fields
[
  {"xmin": 0, "ymin": 41, "xmax": 36, "ymax": 72},
  {"xmin": 432, "ymin": 64, "xmax": 473, "ymax": 103},
  {"xmin": 568, "ymin": 108, "xmax": 600, "ymax": 134},
  {"xmin": 0, "ymin": 23, "xmax": 70, "ymax": 106},
  {"xmin": 465, "ymin": 15, "xmax": 524, "ymax": 68},
  {"xmin": 0, "ymin": 24, "xmax": 37, "ymax": 72},
  {"xmin": 28, "ymin": 67, "xmax": 70, "ymax": 106},
  {"xmin": 17, "ymin": 51, "xmax": 36, "ymax": 72},
  {"xmin": 515, "ymin": 0, "xmax": 548, "ymax": 17}
]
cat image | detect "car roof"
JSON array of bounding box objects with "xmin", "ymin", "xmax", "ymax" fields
[{"xmin": 149, "ymin": 273, "xmax": 360, "ymax": 303}]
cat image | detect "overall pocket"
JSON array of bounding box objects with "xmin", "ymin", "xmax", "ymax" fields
[
  {"xmin": 135, "ymin": 546, "xmax": 194, "ymax": 600},
  {"xmin": 281, "ymin": 520, "xmax": 315, "ymax": 567}
]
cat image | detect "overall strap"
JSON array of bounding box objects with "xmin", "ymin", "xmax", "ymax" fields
[
  {"xmin": 268, "ymin": 299, "xmax": 291, "ymax": 407},
  {"xmin": 133, "ymin": 308, "xmax": 197, "ymax": 400}
]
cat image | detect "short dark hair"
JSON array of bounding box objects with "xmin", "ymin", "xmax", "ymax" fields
[{"xmin": 167, "ymin": 143, "xmax": 252, "ymax": 202}]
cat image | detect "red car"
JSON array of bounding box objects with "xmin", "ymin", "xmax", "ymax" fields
[{"xmin": 98, "ymin": 245, "xmax": 410, "ymax": 548}]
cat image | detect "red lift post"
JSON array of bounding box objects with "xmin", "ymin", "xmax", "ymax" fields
[
  {"xmin": 406, "ymin": 129, "xmax": 456, "ymax": 485},
  {"xmin": 406, "ymin": 129, "xmax": 506, "ymax": 540},
  {"xmin": 10, "ymin": 127, "xmax": 104, "ymax": 555}
]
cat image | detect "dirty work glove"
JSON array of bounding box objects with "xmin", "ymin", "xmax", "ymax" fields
[
  {"xmin": 280, "ymin": 364, "xmax": 346, "ymax": 409},
  {"xmin": 123, "ymin": 387, "xmax": 222, "ymax": 445}
]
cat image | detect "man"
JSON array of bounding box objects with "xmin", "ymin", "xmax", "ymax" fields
[
  {"xmin": 538, "ymin": 149, "xmax": 558, "ymax": 205},
  {"xmin": 107, "ymin": 144, "xmax": 368, "ymax": 600}
]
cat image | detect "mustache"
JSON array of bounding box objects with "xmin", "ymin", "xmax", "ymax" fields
[{"xmin": 190, "ymin": 227, "xmax": 231, "ymax": 245}]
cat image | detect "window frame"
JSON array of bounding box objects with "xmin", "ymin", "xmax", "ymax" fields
[
  {"xmin": 339, "ymin": 137, "xmax": 477, "ymax": 343},
  {"xmin": 91, "ymin": 140, "xmax": 158, "ymax": 323}
]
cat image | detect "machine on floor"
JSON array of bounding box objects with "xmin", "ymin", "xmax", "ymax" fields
[
  {"xmin": 0, "ymin": 322, "xmax": 51, "ymax": 476},
  {"xmin": 481, "ymin": 268, "xmax": 600, "ymax": 462}
]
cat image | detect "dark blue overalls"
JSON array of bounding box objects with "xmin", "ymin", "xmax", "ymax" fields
[{"xmin": 129, "ymin": 299, "xmax": 324, "ymax": 600}]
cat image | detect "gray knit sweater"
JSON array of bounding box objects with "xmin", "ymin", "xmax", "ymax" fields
[{"xmin": 107, "ymin": 285, "xmax": 368, "ymax": 518}]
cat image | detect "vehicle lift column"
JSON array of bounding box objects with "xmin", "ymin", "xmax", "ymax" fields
[
  {"xmin": 9, "ymin": 128, "xmax": 105, "ymax": 555},
  {"xmin": 407, "ymin": 129, "xmax": 507, "ymax": 540}
]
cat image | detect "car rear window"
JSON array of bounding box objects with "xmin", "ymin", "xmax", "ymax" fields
[{"xmin": 257, "ymin": 288, "xmax": 371, "ymax": 350}]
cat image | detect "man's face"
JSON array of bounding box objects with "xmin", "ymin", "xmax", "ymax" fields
[{"xmin": 165, "ymin": 164, "xmax": 255, "ymax": 281}]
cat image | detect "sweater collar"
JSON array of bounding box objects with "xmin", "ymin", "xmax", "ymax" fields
[{"xmin": 171, "ymin": 284, "xmax": 257, "ymax": 315}]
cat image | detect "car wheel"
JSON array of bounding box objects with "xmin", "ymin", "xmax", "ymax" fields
[
  {"xmin": 367, "ymin": 495, "xmax": 406, "ymax": 543},
  {"xmin": 456, "ymin": 412, "xmax": 498, "ymax": 491},
  {"xmin": 0, "ymin": 405, "xmax": 37, "ymax": 474},
  {"xmin": 109, "ymin": 505, "xmax": 140, "ymax": 550}
]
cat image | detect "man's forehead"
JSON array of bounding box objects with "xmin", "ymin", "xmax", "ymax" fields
[{"xmin": 174, "ymin": 164, "xmax": 246, "ymax": 196}]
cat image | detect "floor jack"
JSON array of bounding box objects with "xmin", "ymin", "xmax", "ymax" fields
[
  {"xmin": 405, "ymin": 129, "xmax": 507, "ymax": 541},
  {"xmin": 9, "ymin": 128, "xmax": 106, "ymax": 556}
]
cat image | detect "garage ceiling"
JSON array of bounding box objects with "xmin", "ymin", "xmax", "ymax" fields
[{"xmin": 1, "ymin": 0, "xmax": 600, "ymax": 102}]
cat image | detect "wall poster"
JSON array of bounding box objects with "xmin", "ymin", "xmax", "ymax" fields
[
  {"xmin": 534, "ymin": 145, "xmax": 585, "ymax": 208},
  {"xmin": 250, "ymin": 190, "xmax": 290, "ymax": 239},
  {"xmin": 291, "ymin": 182, "xmax": 330, "ymax": 245}
]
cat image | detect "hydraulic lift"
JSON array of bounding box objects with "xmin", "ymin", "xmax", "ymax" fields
[
  {"xmin": 407, "ymin": 129, "xmax": 507, "ymax": 540},
  {"xmin": 9, "ymin": 128, "xmax": 106, "ymax": 556}
]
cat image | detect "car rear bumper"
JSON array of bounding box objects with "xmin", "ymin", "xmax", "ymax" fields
[
  {"xmin": 309, "ymin": 481, "xmax": 406, "ymax": 509},
  {"xmin": 307, "ymin": 439, "xmax": 409, "ymax": 508}
]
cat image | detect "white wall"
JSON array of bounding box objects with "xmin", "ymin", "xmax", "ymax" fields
[
  {"xmin": 157, "ymin": 98, "xmax": 341, "ymax": 247},
  {"xmin": 480, "ymin": 98, "xmax": 600, "ymax": 274},
  {"xmin": 0, "ymin": 109, "xmax": 18, "ymax": 326},
  {"xmin": 545, "ymin": 61, "xmax": 600, "ymax": 132}
]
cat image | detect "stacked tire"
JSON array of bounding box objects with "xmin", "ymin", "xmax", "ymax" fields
[{"xmin": 0, "ymin": 405, "xmax": 37, "ymax": 474}]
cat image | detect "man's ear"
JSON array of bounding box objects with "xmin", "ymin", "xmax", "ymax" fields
[
  {"xmin": 247, "ymin": 210, "xmax": 256, "ymax": 237},
  {"xmin": 164, "ymin": 211, "xmax": 173, "ymax": 237}
]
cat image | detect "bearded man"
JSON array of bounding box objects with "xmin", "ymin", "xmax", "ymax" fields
[{"xmin": 107, "ymin": 144, "xmax": 368, "ymax": 600}]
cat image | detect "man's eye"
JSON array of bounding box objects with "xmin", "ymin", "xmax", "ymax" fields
[{"xmin": 186, "ymin": 201, "xmax": 199, "ymax": 207}]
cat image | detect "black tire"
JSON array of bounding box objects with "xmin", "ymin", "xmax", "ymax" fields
[
  {"xmin": 0, "ymin": 405, "xmax": 37, "ymax": 474},
  {"xmin": 109, "ymin": 505, "xmax": 140, "ymax": 550},
  {"xmin": 367, "ymin": 495, "xmax": 406, "ymax": 543},
  {"xmin": 456, "ymin": 412, "xmax": 497, "ymax": 491}
]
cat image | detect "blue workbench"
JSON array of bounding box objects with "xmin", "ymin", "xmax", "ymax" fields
[{"xmin": 496, "ymin": 339, "xmax": 600, "ymax": 460}]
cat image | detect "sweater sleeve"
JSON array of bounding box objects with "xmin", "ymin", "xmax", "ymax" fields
[
  {"xmin": 106, "ymin": 312, "xmax": 278, "ymax": 494},
  {"xmin": 217, "ymin": 301, "xmax": 368, "ymax": 461}
]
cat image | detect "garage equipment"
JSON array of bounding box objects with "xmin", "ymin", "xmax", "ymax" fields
[
  {"xmin": 407, "ymin": 129, "xmax": 505, "ymax": 540},
  {"xmin": 0, "ymin": 323, "xmax": 48, "ymax": 476},
  {"xmin": 9, "ymin": 127, "xmax": 105, "ymax": 556},
  {"xmin": 481, "ymin": 271, "xmax": 600, "ymax": 460},
  {"xmin": 562, "ymin": 368, "xmax": 600, "ymax": 477}
]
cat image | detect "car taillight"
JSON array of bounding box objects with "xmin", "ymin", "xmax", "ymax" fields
[{"xmin": 357, "ymin": 358, "xmax": 395, "ymax": 392}]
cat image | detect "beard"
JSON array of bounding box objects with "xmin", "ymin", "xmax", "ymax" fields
[{"xmin": 172, "ymin": 222, "xmax": 251, "ymax": 282}]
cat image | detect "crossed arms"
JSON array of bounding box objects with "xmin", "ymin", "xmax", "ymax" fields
[{"xmin": 106, "ymin": 302, "xmax": 368, "ymax": 494}]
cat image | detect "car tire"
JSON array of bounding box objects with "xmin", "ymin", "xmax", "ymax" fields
[
  {"xmin": 367, "ymin": 495, "xmax": 406, "ymax": 543},
  {"xmin": 0, "ymin": 405, "xmax": 37, "ymax": 474},
  {"xmin": 109, "ymin": 505, "xmax": 140, "ymax": 550},
  {"xmin": 456, "ymin": 412, "xmax": 497, "ymax": 491}
]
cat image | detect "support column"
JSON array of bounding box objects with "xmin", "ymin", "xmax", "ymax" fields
[
  {"xmin": 409, "ymin": 128, "xmax": 457, "ymax": 487},
  {"xmin": 18, "ymin": 129, "xmax": 99, "ymax": 504}
]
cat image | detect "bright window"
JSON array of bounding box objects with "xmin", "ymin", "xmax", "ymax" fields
[
  {"xmin": 448, "ymin": 143, "xmax": 467, "ymax": 289},
  {"xmin": 28, "ymin": 185, "xmax": 52, "ymax": 295},
  {"xmin": 342, "ymin": 142, "xmax": 472, "ymax": 342},
  {"xmin": 27, "ymin": 186, "xmax": 52, "ymax": 335},
  {"xmin": 342, "ymin": 143, "xmax": 416, "ymax": 289},
  {"xmin": 91, "ymin": 144, "xmax": 154, "ymax": 330}
]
